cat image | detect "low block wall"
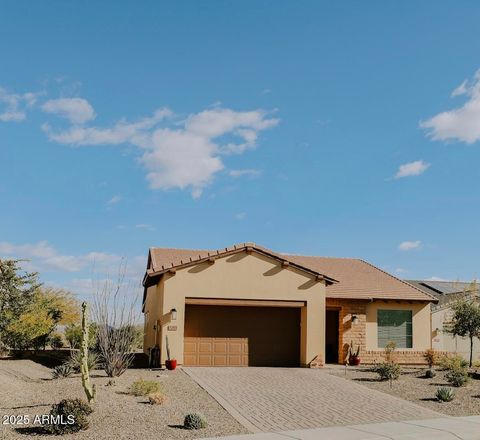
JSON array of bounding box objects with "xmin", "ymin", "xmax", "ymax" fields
[{"xmin": 361, "ymin": 350, "xmax": 428, "ymax": 365}]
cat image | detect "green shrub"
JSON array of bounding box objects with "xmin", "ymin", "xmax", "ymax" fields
[
  {"xmin": 68, "ymin": 350, "xmax": 99, "ymax": 373},
  {"xmin": 48, "ymin": 333, "xmax": 64, "ymax": 349},
  {"xmin": 425, "ymin": 369, "xmax": 436, "ymax": 378},
  {"xmin": 43, "ymin": 398, "xmax": 93, "ymax": 434},
  {"xmin": 51, "ymin": 363, "xmax": 74, "ymax": 379},
  {"xmin": 436, "ymin": 387, "xmax": 455, "ymax": 402},
  {"xmin": 438, "ymin": 354, "xmax": 468, "ymax": 371},
  {"xmin": 374, "ymin": 362, "xmax": 401, "ymax": 381},
  {"xmin": 445, "ymin": 367, "xmax": 469, "ymax": 387},
  {"xmin": 184, "ymin": 413, "xmax": 208, "ymax": 430},
  {"xmin": 129, "ymin": 379, "xmax": 162, "ymax": 396}
]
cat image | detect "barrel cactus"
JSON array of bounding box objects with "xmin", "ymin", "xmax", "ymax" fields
[{"xmin": 184, "ymin": 413, "xmax": 208, "ymax": 430}]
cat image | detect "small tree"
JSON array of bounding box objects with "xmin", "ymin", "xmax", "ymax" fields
[
  {"xmin": 446, "ymin": 295, "xmax": 480, "ymax": 367},
  {"xmin": 0, "ymin": 259, "xmax": 40, "ymax": 340}
]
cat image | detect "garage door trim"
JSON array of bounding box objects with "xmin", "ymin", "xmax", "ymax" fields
[{"xmin": 185, "ymin": 297, "xmax": 305, "ymax": 307}]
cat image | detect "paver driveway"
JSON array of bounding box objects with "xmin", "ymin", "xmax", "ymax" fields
[{"xmin": 183, "ymin": 367, "xmax": 441, "ymax": 433}]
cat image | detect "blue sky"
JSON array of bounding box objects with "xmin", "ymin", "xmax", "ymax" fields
[{"xmin": 1, "ymin": 1, "xmax": 479, "ymax": 298}]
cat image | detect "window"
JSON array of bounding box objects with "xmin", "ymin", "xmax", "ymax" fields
[{"xmin": 377, "ymin": 310, "xmax": 412, "ymax": 348}]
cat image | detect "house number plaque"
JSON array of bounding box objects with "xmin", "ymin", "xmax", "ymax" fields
[{"xmin": 167, "ymin": 325, "xmax": 177, "ymax": 331}]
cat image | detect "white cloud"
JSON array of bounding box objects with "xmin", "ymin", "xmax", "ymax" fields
[
  {"xmin": 229, "ymin": 169, "xmax": 262, "ymax": 178},
  {"xmin": 42, "ymin": 107, "xmax": 172, "ymax": 145},
  {"xmin": 425, "ymin": 276, "xmax": 448, "ymax": 282},
  {"xmin": 451, "ymin": 80, "xmax": 468, "ymax": 97},
  {"xmin": 135, "ymin": 223, "xmax": 155, "ymax": 231},
  {"xmin": 394, "ymin": 160, "xmax": 430, "ymax": 179},
  {"xmin": 107, "ymin": 195, "xmax": 122, "ymax": 205},
  {"xmin": 0, "ymin": 241, "xmax": 145, "ymax": 280},
  {"xmin": 0, "ymin": 240, "xmax": 128, "ymax": 273},
  {"xmin": 42, "ymin": 97, "xmax": 96, "ymax": 124},
  {"xmin": 398, "ymin": 240, "xmax": 421, "ymax": 251},
  {"xmin": 0, "ymin": 87, "xmax": 40, "ymax": 122},
  {"xmin": 235, "ymin": 212, "xmax": 246, "ymax": 220},
  {"xmin": 44, "ymin": 105, "xmax": 278, "ymax": 198},
  {"xmin": 421, "ymin": 70, "xmax": 480, "ymax": 143},
  {"xmin": 395, "ymin": 268, "xmax": 408, "ymax": 274}
]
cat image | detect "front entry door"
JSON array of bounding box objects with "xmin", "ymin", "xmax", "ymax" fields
[{"xmin": 325, "ymin": 309, "xmax": 339, "ymax": 363}]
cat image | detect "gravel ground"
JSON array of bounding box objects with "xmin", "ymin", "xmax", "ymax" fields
[
  {"xmin": 0, "ymin": 359, "xmax": 248, "ymax": 440},
  {"xmin": 328, "ymin": 366, "xmax": 480, "ymax": 417}
]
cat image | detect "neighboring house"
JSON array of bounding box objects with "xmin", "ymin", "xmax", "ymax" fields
[
  {"xmin": 142, "ymin": 243, "xmax": 436, "ymax": 368},
  {"xmin": 407, "ymin": 280, "xmax": 480, "ymax": 361}
]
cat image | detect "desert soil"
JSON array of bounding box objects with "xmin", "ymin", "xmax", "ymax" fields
[
  {"xmin": 0, "ymin": 358, "xmax": 248, "ymax": 440},
  {"xmin": 328, "ymin": 365, "xmax": 480, "ymax": 417}
]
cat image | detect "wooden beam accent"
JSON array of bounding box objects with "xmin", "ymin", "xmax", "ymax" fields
[
  {"xmin": 168, "ymin": 269, "xmax": 176, "ymax": 275},
  {"xmin": 207, "ymin": 258, "xmax": 215, "ymax": 265},
  {"xmin": 185, "ymin": 297, "xmax": 306, "ymax": 308},
  {"xmin": 281, "ymin": 261, "xmax": 289, "ymax": 268}
]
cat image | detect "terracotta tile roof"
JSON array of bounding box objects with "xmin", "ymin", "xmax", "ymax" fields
[
  {"xmin": 146, "ymin": 243, "xmax": 436, "ymax": 302},
  {"xmin": 285, "ymin": 255, "xmax": 436, "ymax": 302},
  {"xmin": 146, "ymin": 242, "xmax": 338, "ymax": 285}
]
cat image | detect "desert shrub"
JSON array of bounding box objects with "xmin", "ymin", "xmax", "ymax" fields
[
  {"xmin": 48, "ymin": 333, "xmax": 64, "ymax": 349},
  {"xmin": 424, "ymin": 349, "xmax": 438, "ymax": 368},
  {"xmin": 445, "ymin": 367, "xmax": 469, "ymax": 387},
  {"xmin": 184, "ymin": 413, "xmax": 208, "ymax": 430},
  {"xmin": 384, "ymin": 341, "xmax": 397, "ymax": 362},
  {"xmin": 51, "ymin": 363, "xmax": 74, "ymax": 379},
  {"xmin": 129, "ymin": 379, "xmax": 162, "ymax": 396},
  {"xmin": 68, "ymin": 350, "xmax": 99, "ymax": 373},
  {"xmin": 472, "ymin": 360, "xmax": 480, "ymax": 369},
  {"xmin": 374, "ymin": 362, "xmax": 401, "ymax": 381},
  {"xmin": 436, "ymin": 387, "xmax": 455, "ymax": 402},
  {"xmin": 147, "ymin": 391, "xmax": 167, "ymax": 405},
  {"xmin": 438, "ymin": 354, "xmax": 468, "ymax": 371},
  {"xmin": 425, "ymin": 369, "xmax": 436, "ymax": 378},
  {"xmin": 43, "ymin": 398, "xmax": 93, "ymax": 434}
]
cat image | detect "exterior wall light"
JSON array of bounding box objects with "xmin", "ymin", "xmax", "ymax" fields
[
  {"xmin": 351, "ymin": 314, "xmax": 359, "ymax": 324},
  {"xmin": 171, "ymin": 308, "xmax": 177, "ymax": 321}
]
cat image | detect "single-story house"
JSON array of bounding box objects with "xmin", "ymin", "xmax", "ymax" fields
[
  {"xmin": 142, "ymin": 243, "xmax": 437, "ymax": 367},
  {"xmin": 407, "ymin": 280, "xmax": 480, "ymax": 362}
]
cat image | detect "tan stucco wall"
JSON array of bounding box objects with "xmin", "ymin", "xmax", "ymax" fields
[
  {"xmin": 365, "ymin": 301, "xmax": 431, "ymax": 351},
  {"xmin": 326, "ymin": 298, "xmax": 432, "ymax": 364},
  {"xmin": 143, "ymin": 251, "xmax": 326, "ymax": 366},
  {"xmin": 432, "ymin": 306, "xmax": 480, "ymax": 362}
]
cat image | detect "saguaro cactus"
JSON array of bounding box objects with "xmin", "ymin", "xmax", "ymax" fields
[{"xmin": 81, "ymin": 301, "xmax": 96, "ymax": 403}]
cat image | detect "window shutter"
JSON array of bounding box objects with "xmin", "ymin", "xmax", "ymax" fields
[{"xmin": 378, "ymin": 310, "xmax": 412, "ymax": 348}]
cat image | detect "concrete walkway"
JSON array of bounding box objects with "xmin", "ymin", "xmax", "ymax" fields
[
  {"xmin": 202, "ymin": 416, "xmax": 480, "ymax": 439},
  {"xmin": 183, "ymin": 367, "xmax": 440, "ymax": 433}
]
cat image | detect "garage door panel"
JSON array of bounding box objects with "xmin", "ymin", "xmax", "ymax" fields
[{"xmin": 184, "ymin": 305, "xmax": 300, "ymax": 367}]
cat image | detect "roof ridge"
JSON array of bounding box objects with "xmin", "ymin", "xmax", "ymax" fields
[
  {"xmin": 358, "ymin": 259, "xmax": 438, "ymax": 302},
  {"xmin": 283, "ymin": 253, "xmax": 361, "ymax": 261}
]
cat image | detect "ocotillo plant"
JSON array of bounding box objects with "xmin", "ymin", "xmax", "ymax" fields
[{"xmin": 81, "ymin": 302, "xmax": 96, "ymax": 403}]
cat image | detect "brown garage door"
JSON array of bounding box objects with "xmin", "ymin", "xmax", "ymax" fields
[
  {"xmin": 184, "ymin": 305, "xmax": 300, "ymax": 367},
  {"xmin": 184, "ymin": 337, "xmax": 249, "ymax": 366}
]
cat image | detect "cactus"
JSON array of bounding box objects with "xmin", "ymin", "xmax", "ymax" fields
[
  {"xmin": 348, "ymin": 340, "xmax": 360, "ymax": 358},
  {"xmin": 184, "ymin": 413, "xmax": 208, "ymax": 430},
  {"xmin": 166, "ymin": 334, "xmax": 171, "ymax": 361},
  {"xmin": 81, "ymin": 302, "xmax": 96, "ymax": 403}
]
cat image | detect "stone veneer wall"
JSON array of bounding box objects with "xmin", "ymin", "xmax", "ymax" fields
[{"xmin": 325, "ymin": 298, "xmax": 428, "ymax": 366}]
